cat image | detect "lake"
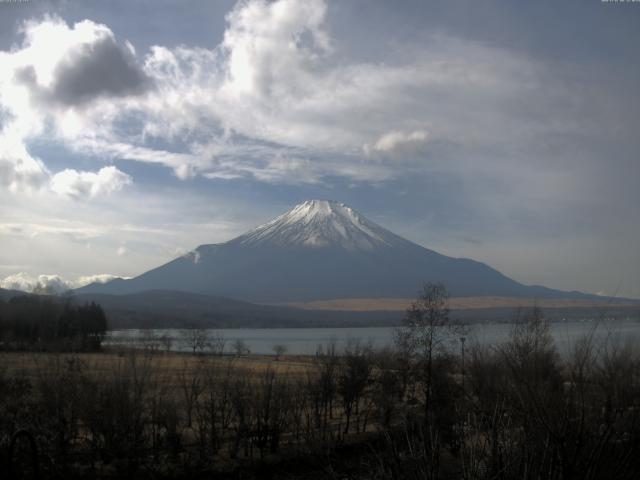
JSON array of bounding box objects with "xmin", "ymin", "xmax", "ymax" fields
[{"xmin": 105, "ymin": 318, "xmax": 640, "ymax": 356}]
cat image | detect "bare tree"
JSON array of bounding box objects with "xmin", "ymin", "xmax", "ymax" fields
[
  {"xmin": 159, "ymin": 333, "xmax": 173, "ymax": 353},
  {"xmin": 371, "ymin": 348, "xmax": 403, "ymax": 428},
  {"xmin": 315, "ymin": 342, "xmax": 338, "ymax": 437},
  {"xmin": 197, "ymin": 357, "xmax": 236, "ymax": 455},
  {"xmin": 338, "ymin": 339, "xmax": 372, "ymax": 434},
  {"xmin": 181, "ymin": 328, "xmax": 210, "ymax": 354},
  {"xmin": 178, "ymin": 359, "xmax": 204, "ymax": 428},
  {"xmin": 395, "ymin": 283, "xmax": 459, "ymax": 421},
  {"xmin": 273, "ymin": 344, "xmax": 287, "ymax": 360},
  {"xmin": 209, "ymin": 330, "xmax": 226, "ymax": 356},
  {"xmin": 140, "ymin": 329, "xmax": 160, "ymax": 352},
  {"xmin": 232, "ymin": 338, "xmax": 249, "ymax": 356}
]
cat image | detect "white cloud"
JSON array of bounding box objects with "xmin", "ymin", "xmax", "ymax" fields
[
  {"xmin": 128, "ymin": 0, "xmax": 548, "ymax": 183},
  {"xmin": 0, "ymin": 272, "xmax": 69, "ymax": 294},
  {"xmin": 73, "ymin": 273, "xmax": 126, "ymax": 287},
  {"xmin": 0, "ymin": 125, "xmax": 50, "ymax": 193},
  {"xmin": 0, "ymin": 0, "xmax": 586, "ymax": 189},
  {"xmin": 71, "ymin": 138, "xmax": 206, "ymax": 180},
  {"xmin": 0, "ymin": 0, "xmax": 550, "ymax": 188},
  {"xmin": 220, "ymin": 0, "xmax": 330, "ymax": 99},
  {"xmin": 10, "ymin": 16, "xmax": 150, "ymax": 107},
  {"xmin": 0, "ymin": 221, "xmax": 102, "ymax": 240},
  {"xmin": 50, "ymin": 166, "xmax": 132, "ymax": 198},
  {"xmin": 364, "ymin": 130, "xmax": 430, "ymax": 158},
  {"xmin": 116, "ymin": 245, "xmax": 127, "ymax": 256},
  {"xmin": 0, "ymin": 271, "xmax": 127, "ymax": 294},
  {"xmin": 0, "ymin": 16, "xmax": 146, "ymax": 194}
]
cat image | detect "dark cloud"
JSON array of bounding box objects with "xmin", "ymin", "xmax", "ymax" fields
[
  {"xmin": 51, "ymin": 35, "xmax": 151, "ymax": 106},
  {"xmin": 16, "ymin": 30, "xmax": 152, "ymax": 108}
]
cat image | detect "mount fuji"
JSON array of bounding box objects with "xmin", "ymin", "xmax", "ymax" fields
[{"xmin": 76, "ymin": 200, "xmax": 592, "ymax": 303}]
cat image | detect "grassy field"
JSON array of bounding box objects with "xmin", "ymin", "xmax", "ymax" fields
[
  {"xmin": 0, "ymin": 349, "xmax": 318, "ymax": 398},
  {"xmin": 281, "ymin": 295, "xmax": 640, "ymax": 311},
  {"xmin": 0, "ymin": 347, "xmax": 394, "ymax": 479}
]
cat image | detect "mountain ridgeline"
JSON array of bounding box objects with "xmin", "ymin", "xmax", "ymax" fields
[{"xmin": 76, "ymin": 200, "xmax": 593, "ymax": 303}]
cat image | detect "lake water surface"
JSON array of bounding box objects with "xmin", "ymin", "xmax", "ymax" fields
[{"xmin": 106, "ymin": 318, "xmax": 640, "ymax": 355}]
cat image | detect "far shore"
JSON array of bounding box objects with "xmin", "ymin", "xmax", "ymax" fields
[{"xmin": 276, "ymin": 295, "xmax": 640, "ymax": 312}]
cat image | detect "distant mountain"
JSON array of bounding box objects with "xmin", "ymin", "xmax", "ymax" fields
[
  {"xmin": 75, "ymin": 290, "xmax": 399, "ymax": 329},
  {"xmin": 0, "ymin": 286, "xmax": 395, "ymax": 328},
  {"xmin": 0, "ymin": 288, "xmax": 30, "ymax": 301},
  {"xmin": 76, "ymin": 199, "xmax": 599, "ymax": 303}
]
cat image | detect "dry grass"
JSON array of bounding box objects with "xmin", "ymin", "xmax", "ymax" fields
[
  {"xmin": 279, "ymin": 296, "xmax": 639, "ymax": 311},
  {"xmin": 0, "ymin": 350, "xmax": 317, "ymax": 386}
]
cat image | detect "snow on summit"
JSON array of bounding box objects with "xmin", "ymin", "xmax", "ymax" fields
[{"xmin": 231, "ymin": 200, "xmax": 404, "ymax": 250}]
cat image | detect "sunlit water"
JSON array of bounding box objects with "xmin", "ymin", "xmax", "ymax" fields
[{"xmin": 105, "ymin": 318, "xmax": 640, "ymax": 356}]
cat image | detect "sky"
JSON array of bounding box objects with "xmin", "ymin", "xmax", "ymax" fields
[{"xmin": 0, "ymin": 0, "xmax": 638, "ymax": 298}]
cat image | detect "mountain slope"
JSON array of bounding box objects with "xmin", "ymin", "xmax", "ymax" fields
[
  {"xmin": 0, "ymin": 288, "xmax": 30, "ymax": 301},
  {"xmin": 76, "ymin": 200, "xmax": 597, "ymax": 302}
]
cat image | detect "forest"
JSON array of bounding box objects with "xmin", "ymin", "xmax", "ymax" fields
[{"xmin": 0, "ymin": 296, "xmax": 108, "ymax": 352}]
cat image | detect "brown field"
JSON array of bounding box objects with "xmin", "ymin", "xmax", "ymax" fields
[
  {"xmin": 0, "ymin": 349, "xmax": 316, "ymax": 382},
  {"xmin": 280, "ymin": 295, "xmax": 638, "ymax": 311}
]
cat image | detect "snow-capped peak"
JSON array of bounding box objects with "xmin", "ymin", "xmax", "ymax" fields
[{"xmin": 230, "ymin": 200, "xmax": 404, "ymax": 250}]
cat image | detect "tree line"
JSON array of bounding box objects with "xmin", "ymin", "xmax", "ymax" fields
[{"xmin": 0, "ymin": 295, "xmax": 107, "ymax": 351}]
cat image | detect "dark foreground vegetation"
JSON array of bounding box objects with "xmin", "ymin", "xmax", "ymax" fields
[
  {"xmin": 1, "ymin": 284, "xmax": 640, "ymax": 479},
  {"xmin": 0, "ymin": 296, "xmax": 107, "ymax": 352}
]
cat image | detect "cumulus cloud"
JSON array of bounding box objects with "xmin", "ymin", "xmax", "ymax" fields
[
  {"xmin": 0, "ymin": 0, "xmax": 585, "ymax": 188},
  {"xmin": 364, "ymin": 130, "xmax": 430, "ymax": 158},
  {"xmin": 0, "ymin": 272, "xmax": 69, "ymax": 294},
  {"xmin": 0, "ymin": 16, "xmax": 147, "ymax": 193},
  {"xmin": 220, "ymin": 0, "xmax": 330, "ymax": 99},
  {"xmin": 128, "ymin": 0, "xmax": 548, "ymax": 183},
  {"xmin": 0, "ymin": 128, "xmax": 49, "ymax": 192},
  {"xmin": 50, "ymin": 166, "xmax": 132, "ymax": 199},
  {"xmin": 12, "ymin": 17, "xmax": 151, "ymax": 107},
  {"xmin": 0, "ymin": 271, "xmax": 127, "ymax": 294}
]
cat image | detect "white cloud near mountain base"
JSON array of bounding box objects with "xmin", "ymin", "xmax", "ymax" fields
[
  {"xmin": 0, "ymin": 272, "xmax": 68, "ymax": 294},
  {"xmin": 0, "ymin": 271, "xmax": 127, "ymax": 294}
]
